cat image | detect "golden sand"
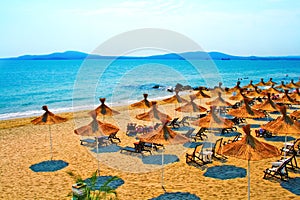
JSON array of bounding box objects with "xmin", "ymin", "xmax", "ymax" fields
[{"xmin": 0, "ymin": 96, "xmax": 299, "ymax": 200}]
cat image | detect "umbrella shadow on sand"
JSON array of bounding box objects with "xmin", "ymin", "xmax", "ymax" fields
[
  {"xmin": 84, "ymin": 175, "xmax": 124, "ymax": 190},
  {"xmin": 183, "ymin": 141, "xmax": 203, "ymax": 148},
  {"xmin": 250, "ymin": 124, "xmax": 261, "ymax": 128},
  {"xmin": 254, "ymin": 117, "xmax": 274, "ymax": 122},
  {"xmin": 142, "ymin": 154, "xmax": 179, "ymax": 165},
  {"xmin": 150, "ymin": 192, "xmax": 200, "ymax": 200},
  {"xmin": 174, "ymin": 126, "xmax": 194, "ymax": 131},
  {"xmin": 29, "ymin": 160, "xmax": 68, "ymax": 172},
  {"xmin": 264, "ymin": 136, "xmax": 295, "ymax": 142},
  {"xmin": 204, "ymin": 165, "xmax": 246, "ymax": 180},
  {"xmin": 280, "ymin": 177, "xmax": 300, "ymax": 195},
  {"xmin": 215, "ymin": 131, "xmax": 241, "ymax": 137},
  {"xmin": 91, "ymin": 144, "xmax": 121, "ymax": 153}
]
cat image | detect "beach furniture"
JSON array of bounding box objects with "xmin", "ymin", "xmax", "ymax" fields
[
  {"xmin": 281, "ymin": 138, "xmax": 300, "ymax": 157},
  {"xmin": 108, "ymin": 132, "xmax": 121, "ymax": 143},
  {"xmin": 186, "ymin": 144, "xmax": 211, "ymax": 167},
  {"xmin": 223, "ymin": 133, "xmax": 242, "ymax": 145},
  {"xmin": 254, "ymin": 128, "xmax": 272, "ymax": 138},
  {"xmin": 126, "ymin": 123, "xmax": 137, "ymax": 135},
  {"xmin": 96, "ymin": 136, "xmax": 110, "ymax": 146},
  {"xmin": 167, "ymin": 118, "xmax": 180, "ymax": 129},
  {"xmin": 263, "ymin": 156, "xmax": 292, "ymax": 181},
  {"xmin": 80, "ymin": 138, "xmax": 96, "ymax": 146},
  {"xmin": 177, "ymin": 116, "xmax": 190, "ymax": 127},
  {"xmin": 211, "ymin": 138, "xmax": 227, "ymax": 161},
  {"xmin": 121, "ymin": 142, "xmax": 152, "ymax": 157},
  {"xmin": 193, "ymin": 127, "xmax": 208, "ymax": 141}
]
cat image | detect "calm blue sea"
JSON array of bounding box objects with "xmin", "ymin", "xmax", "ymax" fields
[{"xmin": 0, "ymin": 59, "xmax": 299, "ymax": 120}]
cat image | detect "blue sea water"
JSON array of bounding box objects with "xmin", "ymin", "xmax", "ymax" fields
[{"xmin": 0, "ymin": 59, "xmax": 299, "ymax": 120}]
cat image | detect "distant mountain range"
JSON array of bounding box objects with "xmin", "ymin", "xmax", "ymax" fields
[{"xmin": 2, "ymin": 50, "xmax": 300, "ymax": 60}]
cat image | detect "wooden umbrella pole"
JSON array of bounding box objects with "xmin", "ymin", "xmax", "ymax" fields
[
  {"xmin": 161, "ymin": 149, "xmax": 165, "ymax": 192},
  {"xmin": 96, "ymin": 137, "xmax": 100, "ymax": 176},
  {"xmin": 49, "ymin": 125, "xmax": 53, "ymax": 160},
  {"xmin": 248, "ymin": 159, "xmax": 250, "ymax": 200}
]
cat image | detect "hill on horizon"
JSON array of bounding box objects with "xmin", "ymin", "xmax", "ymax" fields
[{"xmin": 2, "ymin": 50, "xmax": 300, "ymax": 60}]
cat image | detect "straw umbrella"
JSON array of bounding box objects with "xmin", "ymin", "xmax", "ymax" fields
[
  {"xmin": 229, "ymin": 89, "xmax": 252, "ymax": 103},
  {"xmin": 136, "ymin": 101, "xmax": 172, "ymax": 122},
  {"xmin": 254, "ymin": 78, "xmax": 267, "ymax": 87},
  {"xmin": 191, "ymin": 106, "xmax": 234, "ymax": 129},
  {"xmin": 276, "ymin": 81, "xmax": 291, "ymax": 91},
  {"xmin": 31, "ymin": 105, "xmax": 68, "ymax": 160},
  {"xmin": 158, "ymin": 90, "xmax": 188, "ymax": 116},
  {"xmin": 210, "ymin": 82, "xmax": 225, "ymax": 96},
  {"xmin": 274, "ymin": 90, "xmax": 299, "ymax": 105},
  {"xmin": 139, "ymin": 121, "xmax": 189, "ymax": 190},
  {"xmin": 247, "ymin": 86, "xmax": 262, "ymax": 98},
  {"xmin": 74, "ymin": 111, "xmax": 119, "ymax": 175},
  {"xmin": 261, "ymin": 106, "xmax": 300, "ymax": 157},
  {"xmin": 265, "ymin": 78, "xmax": 277, "ymax": 86},
  {"xmin": 206, "ymin": 92, "xmax": 232, "ymax": 107},
  {"xmin": 194, "ymin": 88, "xmax": 211, "ymax": 99},
  {"xmin": 220, "ymin": 125, "xmax": 280, "ymax": 200},
  {"xmin": 261, "ymin": 106, "xmax": 300, "ymax": 136},
  {"xmin": 252, "ymin": 93, "xmax": 280, "ymax": 113},
  {"xmin": 130, "ymin": 93, "xmax": 153, "ymax": 112},
  {"xmin": 290, "ymin": 110, "xmax": 300, "ymax": 120},
  {"xmin": 261, "ymin": 84, "xmax": 281, "ymax": 96},
  {"xmin": 227, "ymin": 98, "xmax": 266, "ymax": 121},
  {"xmin": 175, "ymin": 95, "xmax": 207, "ymax": 116},
  {"xmin": 290, "ymin": 88, "xmax": 300, "ymax": 101},
  {"xmin": 286, "ymin": 79, "xmax": 300, "ymax": 89},
  {"xmin": 91, "ymin": 98, "xmax": 120, "ymax": 120},
  {"xmin": 243, "ymin": 80, "xmax": 256, "ymax": 91},
  {"xmin": 228, "ymin": 81, "xmax": 242, "ymax": 93}
]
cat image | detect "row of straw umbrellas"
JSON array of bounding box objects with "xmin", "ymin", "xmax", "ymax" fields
[{"xmin": 30, "ymin": 78, "xmax": 300, "ymax": 198}]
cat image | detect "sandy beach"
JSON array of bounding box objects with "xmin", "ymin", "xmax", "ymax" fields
[{"xmin": 0, "ymin": 94, "xmax": 299, "ymax": 200}]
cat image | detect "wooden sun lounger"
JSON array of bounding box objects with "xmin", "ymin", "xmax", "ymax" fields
[
  {"xmin": 80, "ymin": 138, "xmax": 96, "ymax": 146},
  {"xmin": 167, "ymin": 118, "xmax": 180, "ymax": 129},
  {"xmin": 193, "ymin": 127, "xmax": 208, "ymax": 141},
  {"xmin": 120, "ymin": 142, "xmax": 152, "ymax": 156},
  {"xmin": 223, "ymin": 133, "xmax": 242, "ymax": 145},
  {"xmin": 263, "ymin": 156, "xmax": 292, "ymax": 181},
  {"xmin": 186, "ymin": 144, "xmax": 211, "ymax": 167},
  {"xmin": 108, "ymin": 132, "xmax": 121, "ymax": 143}
]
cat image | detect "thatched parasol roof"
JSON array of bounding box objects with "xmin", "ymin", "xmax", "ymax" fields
[
  {"xmin": 261, "ymin": 106, "xmax": 300, "ymax": 135},
  {"xmin": 139, "ymin": 122, "xmax": 189, "ymax": 145},
  {"xmin": 136, "ymin": 101, "xmax": 171, "ymax": 122},
  {"xmin": 31, "ymin": 105, "xmax": 68, "ymax": 125},
  {"xmin": 254, "ymin": 78, "xmax": 267, "ymax": 87},
  {"xmin": 274, "ymin": 90, "xmax": 299, "ymax": 105},
  {"xmin": 286, "ymin": 79, "xmax": 300, "ymax": 89},
  {"xmin": 158, "ymin": 90, "xmax": 188, "ymax": 105},
  {"xmin": 175, "ymin": 95, "xmax": 207, "ymax": 113},
  {"xmin": 265, "ymin": 78, "xmax": 277, "ymax": 86},
  {"xmin": 191, "ymin": 106, "xmax": 234, "ymax": 129},
  {"xmin": 220, "ymin": 125, "xmax": 280, "ymax": 161},
  {"xmin": 130, "ymin": 93, "xmax": 153, "ymax": 109},
  {"xmin": 206, "ymin": 92, "xmax": 232, "ymax": 107},
  {"xmin": 227, "ymin": 98, "xmax": 265, "ymax": 119},
  {"xmin": 252, "ymin": 93, "xmax": 280, "ymax": 112},
  {"xmin": 91, "ymin": 98, "xmax": 120, "ymax": 117}
]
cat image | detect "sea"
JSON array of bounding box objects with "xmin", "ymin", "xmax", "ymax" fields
[{"xmin": 0, "ymin": 58, "xmax": 299, "ymax": 120}]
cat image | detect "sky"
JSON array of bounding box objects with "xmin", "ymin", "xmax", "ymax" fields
[{"xmin": 1, "ymin": 0, "xmax": 300, "ymax": 58}]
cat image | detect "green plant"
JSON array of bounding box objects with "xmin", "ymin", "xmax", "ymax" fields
[{"xmin": 67, "ymin": 171, "xmax": 119, "ymax": 200}]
